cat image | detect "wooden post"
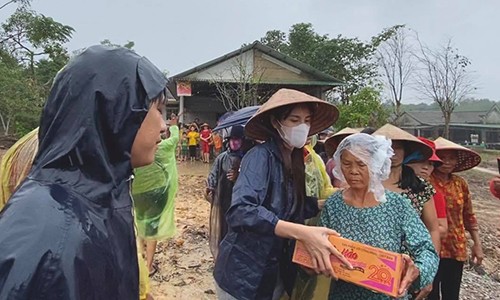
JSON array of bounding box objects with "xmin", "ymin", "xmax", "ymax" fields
[{"xmin": 179, "ymin": 95, "xmax": 185, "ymax": 124}]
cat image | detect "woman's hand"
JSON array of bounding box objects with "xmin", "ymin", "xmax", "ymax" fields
[
  {"xmin": 317, "ymin": 199, "xmax": 326, "ymax": 210},
  {"xmin": 471, "ymin": 243, "xmax": 484, "ymax": 266},
  {"xmin": 414, "ymin": 283, "xmax": 433, "ymax": 300},
  {"xmin": 226, "ymin": 169, "xmax": 239, "ymax": 182},
  {"xmin": 204, "ymin": 188, "xmax": 213, "ymax": 203},
  {"xmin": 398, "ymin": 254, "xmax": 420, "ymax": 297},
  {"xmin": 169, "ymin": 114, "xmax": 178, "ymax": 126},
  {"xmin": 298, "ymin": 226, "xmax": 352, "ymax": 279}
]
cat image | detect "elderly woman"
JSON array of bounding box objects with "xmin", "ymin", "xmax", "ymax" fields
[
  {"xmin": 319, "ymin": 133, "xmax": 439, "ymax": 300},
  {"xmin": 428, "ymin": 137, "xmax": 483, "ymax": 300}
]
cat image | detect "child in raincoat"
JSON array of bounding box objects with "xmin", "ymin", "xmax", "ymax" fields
[{"xmin": 133, "ymin": 116, "xmax": 180, "ymax": 275}]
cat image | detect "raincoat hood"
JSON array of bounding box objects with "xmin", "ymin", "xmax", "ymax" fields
[
  {"xmin": 32, "ymin": 45, "xmax": 169, "ymax": 206},
  {"xmin": 0, "ymin": 45, "xmax": 169, "ymax": 299}
]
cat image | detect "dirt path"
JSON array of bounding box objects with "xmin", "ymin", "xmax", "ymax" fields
[
  {"xmin": 474, "ymin": 166, "xmax": 499, "ymax": 176},
  {"xmin": 150, "ymin": 162, "xmax": 216, "ymax": 299}
]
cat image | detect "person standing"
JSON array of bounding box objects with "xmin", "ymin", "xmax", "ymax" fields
[
  {"xmin": 187, "ymin": 124, "xmax": 199, "ymax": 162},
  {"xmin": 179, "ymin": 132, "xmax": 189, "ymax": 162},
  {"xmin": 0, "ymin": 45, "xmax": 170, "ymax": 299},
  {"xmin": 320, "ymin": 133, "xmax": 438, "ymax": 300},
  {"xmin": 374, "ymin": 124, "xmax": 440, "ymax": 299},
  {"xmin": 132, "ymin": 116, "xmax": 180, "ymax": 276},
  {"xmin": 428, "ymin": 137, "xmax": 484, "ymax": 300},
  {"xmin": 206, "ymin": 125, "xmax": 245, "ymax": 259},
  {"xmin": 200, "ymin": 123, "xmax": 212, "ymax": 163},
  {"xmin": 405, "ymin": 137, "xmax": 448, "ymax": 240}
]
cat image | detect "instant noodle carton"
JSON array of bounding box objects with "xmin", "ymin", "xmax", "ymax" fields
[{"xmin": 293, "ymin": 235, "xmax": 404, "ymax": 298}]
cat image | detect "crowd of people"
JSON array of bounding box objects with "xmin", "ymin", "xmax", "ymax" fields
[
  {"xmin": 205, "ymin": 89, "xmax": 492, "ymax": 300},
  {"xmin": 177, "ymin": 120, "xmax": 223, "ymax": 163},
  {"xmin": 0, "ymin": 45, "xmax": 496, "ymax": 300}
]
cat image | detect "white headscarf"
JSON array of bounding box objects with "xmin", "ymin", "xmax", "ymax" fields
[{"xmin": 333, "ymin": 133, "xmax": 393, "ymax": 202}]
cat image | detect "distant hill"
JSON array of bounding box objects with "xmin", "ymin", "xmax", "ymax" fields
[{"xmin": 400, "ymin": 98, "xmax": 499, "ymax": 112}]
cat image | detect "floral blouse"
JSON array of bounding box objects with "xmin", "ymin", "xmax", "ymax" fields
[
  {"xmin": 430, "ymin": 174, "xmax": 478, "ymax": 261},
  {"xmin": 400, "ymin": 178, "xmax": 435, "ymax": 216},
  {"xmin": 319, "ymin": 190, "xmax": 438, "ymax": 300}
]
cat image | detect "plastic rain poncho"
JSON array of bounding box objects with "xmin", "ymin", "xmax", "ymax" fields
[
  {"xmin": 333, "ymin": 133, "xmax": 393, "ymax": 202},
  {"xmin": 0, "ymin": 45, "xmax": 168, "ymax": 299},
  {"xmin": 206, "ymin": 148, "xmax": 243, "ymax": 259},
  {"xmin": 291, "ymin": 138, "xmax": 336, "ymax": 300},
  {"xmin": 0, "ymin": 127, "xmax": 153, "ymax": 299},
  {"xmin": 304, "ymin": 136, "xmax": 335, "ymax": 200},
  {"xmin": 0, "ymin": 128, "xmax": 38, "ymax": 210},
  {"xmin": 132, "ymin": 125, "xmax": 179, "ymax": 240}
]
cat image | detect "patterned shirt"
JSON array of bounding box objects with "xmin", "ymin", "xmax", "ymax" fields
[
  {"xmin": 400, "ymin": 178, "xmax": 435, "ymax": 216},
  {"xmin": 319, "ymin": 190, "xmax": 438, "ymax": 300},
  {"xmin": 430, "ymin": 174, "xmax": 478, "ymax": 261}
]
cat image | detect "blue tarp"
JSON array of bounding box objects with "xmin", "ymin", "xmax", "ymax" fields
[{"xmin": 213, "ymin": 106, "xmax": 260, "ymax": 131}]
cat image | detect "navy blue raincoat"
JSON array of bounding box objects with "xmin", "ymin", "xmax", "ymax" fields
[
  {"xmin": 0, "ymin": 45, "xmax": 168, "ymax": 299},
  {"xmin": 214, "ymin": 139, "xmax": 319, "ymax": 300}
]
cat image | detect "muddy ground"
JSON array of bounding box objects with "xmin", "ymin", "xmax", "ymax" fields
[{"xmin": 0, "ymin": 148, "xmax": 499, "ymax": 299}]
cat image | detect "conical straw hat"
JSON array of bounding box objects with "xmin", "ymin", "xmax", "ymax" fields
[
  {"xmin": 324, "ymin": 127, "xmax": 359, "ymax": 158},
  {"xmin": 373, "ymin": 124, "xmax": 433, "ymax": 162},
  {"xmin": 434, "ymin": 137, "xmax": 481, "ymax": 172},
  {"xmin": 244, "ymin": 88, "xmax": 339, "ymax": 141}
]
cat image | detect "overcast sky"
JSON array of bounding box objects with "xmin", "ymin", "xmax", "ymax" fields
[{"xmin": 3, "ymin": 0, "xmax": 498, "ymax": 102}]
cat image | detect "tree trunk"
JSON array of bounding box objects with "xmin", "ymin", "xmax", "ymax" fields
[
  {"xmin": 444, "ymin": 112, "xmax": 451, "ymax": 139},
  {"xmin": 0, "ymin": 113, "xmax": 7, "ymax": 134},
  {"xmin": 393, "ymin": 103, "xmax": 402, "ymax": 126}
]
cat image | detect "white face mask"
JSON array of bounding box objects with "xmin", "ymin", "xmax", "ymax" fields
[{"xmin": 278, "ymin": 122, "xmax": 310, "ymax": 148}]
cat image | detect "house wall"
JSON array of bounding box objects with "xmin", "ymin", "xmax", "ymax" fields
[
  {"xmin": 484, "ymin": 109, "xmax": 500, "ymax": 124},
  {"xmin": 183, "ymin": 96, "xmax": 227, "ymax": 127},
  {"xmin": 184, "ymin": 50, "xmax": 254, "ymax": 82},
  {"xmin": 253, "ymin": 52, "xmax": 316, "ymax": 83}
]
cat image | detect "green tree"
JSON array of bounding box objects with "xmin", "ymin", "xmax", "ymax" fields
[
  {"xmin": 0, "ymin": 0, "xmax": 30, "ymax": 11},
  {"xmin": 0, "ymin": 55, "xmax": 43, "ymax": 135},
  {"xmin": 0, "ymin": 8, "xmax": 74, "ymax": 76},
  {"xmin": 100, "ymin": 39, "xmax": 135, "ymax": 49},
  {"xmin": 260, "ymin": 23, "xmax": 396, "ymax": 104},
  {"xmin": 0, "ymin": 6, "xmax": 73, "ymax": 136},
  {"xmin": 259, "ymin": 29, "xmax": 287, "ymax": 53},
  {"xmin": 335, "ymin": 87, "xmax": 389, "ymax": 129}
]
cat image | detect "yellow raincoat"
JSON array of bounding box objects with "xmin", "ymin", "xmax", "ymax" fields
[
  {"xmin": 291, "ymin": 141, "xmax": 336, "ymax": 300},
  {"xmin": 0, "ymin": 128, "xmax": 38, "ymax": 210}
]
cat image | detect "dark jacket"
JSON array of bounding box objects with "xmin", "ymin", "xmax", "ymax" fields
[
  {"xmin": 0, "ymin": 46, "xmax": 168, "ymax": 299},
  {"xmin": 213, "ymin": 139, "xmax": 318, "ymax": 300},
  {"xmin": 207, "ymin": 149, "xmax": 243, "ymax": 258}
]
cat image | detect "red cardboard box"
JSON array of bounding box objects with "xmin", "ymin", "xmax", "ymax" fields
[{"xmin": 293, "ymin": 235, "xmax": 404, "ymax": 298}]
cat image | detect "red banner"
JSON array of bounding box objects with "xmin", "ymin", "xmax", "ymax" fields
[{"xmin": 176, "ymin": 81, "xmax": 192, "ymax": 96}]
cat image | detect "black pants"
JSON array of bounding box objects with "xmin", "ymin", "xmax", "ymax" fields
[{"xmin": 428, "ymin": 258, "xmax": 464, "ymax": 300}]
